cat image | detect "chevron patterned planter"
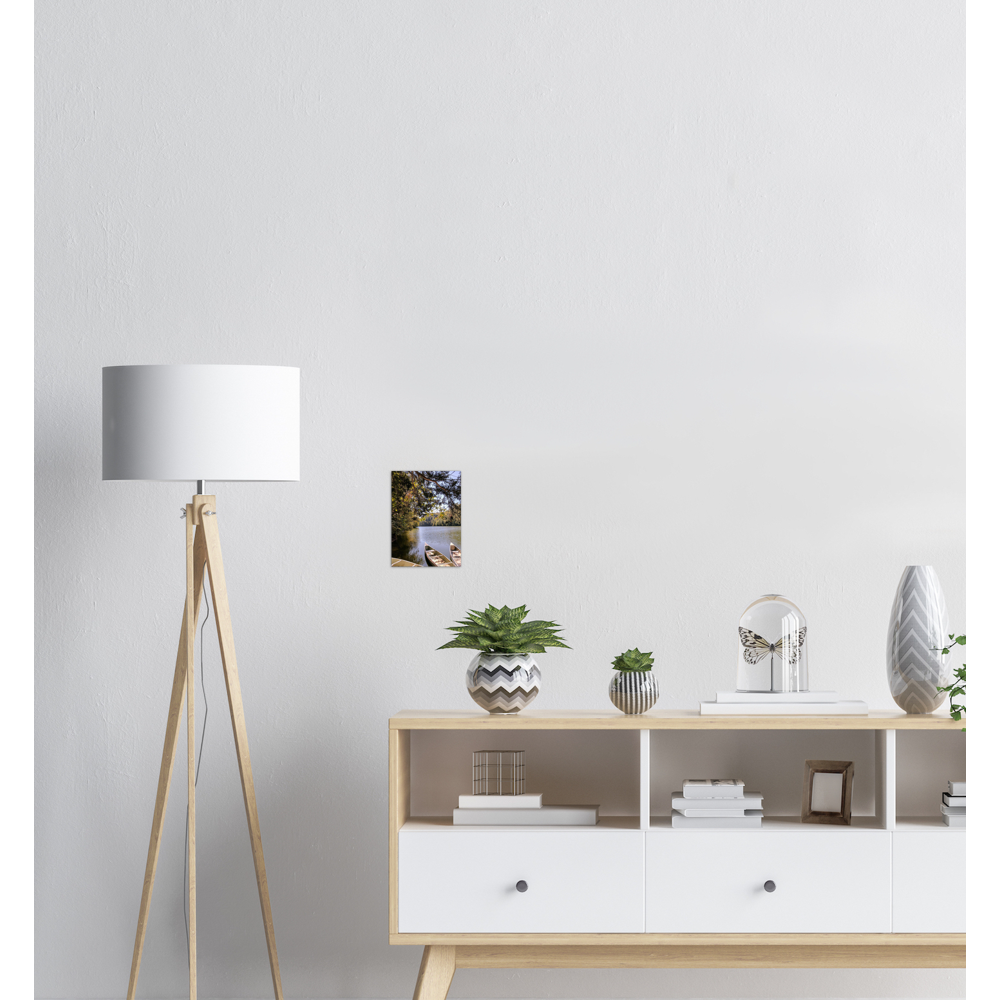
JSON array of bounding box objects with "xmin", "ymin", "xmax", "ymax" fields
[
  {"xmin": 886, "ymin": 565, "xmax": 951, "ymax": 714},
  {"xmin": 466, "ymin": 653, "xmax": 541, "ymax": 714},
  {"xmin": 608, "ymin": 671, "xmax": 660, "ymax": 715}
]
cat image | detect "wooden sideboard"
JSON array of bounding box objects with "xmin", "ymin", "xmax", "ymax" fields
[{"xmin": 389, "ymin": 710, "xmax": 965, "ymax": 1000}]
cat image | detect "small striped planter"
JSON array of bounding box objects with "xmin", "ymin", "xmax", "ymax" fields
[{"xmin": 608, "ymin": 671, "xmax": 659, "ymax": 715}]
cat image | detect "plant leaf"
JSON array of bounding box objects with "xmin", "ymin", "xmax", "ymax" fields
[{"xmin": 438, "ymin": 604, "xmax": 570, "ymax": 653}]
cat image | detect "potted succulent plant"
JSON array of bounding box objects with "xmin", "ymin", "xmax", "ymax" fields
[
  {"xmin": 608, "ymin": 647, "xmax": 659, "ymax": 715},
  {"xmin": 438, "ymin": 604, "xmax": 569, "ymax": 713}
]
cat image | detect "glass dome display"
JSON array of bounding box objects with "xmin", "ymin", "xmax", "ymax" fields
[{"xmin": 737, "ymin": 594, "xmax": 808, "ymax": 692}]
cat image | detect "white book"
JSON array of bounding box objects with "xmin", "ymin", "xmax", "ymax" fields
[
  {"xmin": 677, "ymin": 806, "xmax": 754, "ymax": 818},
  {"xmin": 942, "ymin": 793, "xmax": 965, "ymax": 807},
  {"xmin": 700, "ymin": 700, "xmax": 868, "ymax": 716},
  {"xmin": 943, "ymin": 813, "xmax": 965, "ymax": 828},
  {"xmin": 672, "ymin": 792, "xmax": 762, "ymax": 813},
  {"xmin": 949, "ymin": 781, "xmax": 966, "ymax": 795},
  {"xmin": 671, "ymin": 810, "xmax": 763, "ymax": 829},
  {"xmin": 453, "ymin": 805, "xmax": 598, "ymax": 826},
  {"xmin": 940, "ymin": 803, "xmax": 966, "ymax": 817},
  {"xmin": 715, "ymin": 690, "xmax": 838, "ymax": 704},
  {"xmin": 682, "ymin": 779, "xmax": 745, "ymax": 799},
  {"xmin": 457, "ymin": 794, "xmax": 543, "ymax": 809}
]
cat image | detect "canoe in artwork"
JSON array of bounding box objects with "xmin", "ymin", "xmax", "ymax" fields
[
  {"xmin": 449, "ymin": 543, "xmax": 462, "ymax": 567},
  {"xmin": 424, "ymin": 544, "xmax": 456, "ymax": 567}
]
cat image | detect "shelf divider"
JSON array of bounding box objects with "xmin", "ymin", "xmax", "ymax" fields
[
  {"xmin": 877, "ymin": 729, "xmax": 896, "ymax": 831},
  {"xmin": 640, "ymin": 729, "xmax": 650, "ymax": 831}
]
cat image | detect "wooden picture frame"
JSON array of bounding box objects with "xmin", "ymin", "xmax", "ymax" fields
[{"xmin": 801, "ymin": 759, "xmax": 854, "ymax": 825}]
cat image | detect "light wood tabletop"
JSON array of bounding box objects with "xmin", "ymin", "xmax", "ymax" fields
[{"xmin": 390, "ymin": 708, "xmax": 965, "ymax": 730}]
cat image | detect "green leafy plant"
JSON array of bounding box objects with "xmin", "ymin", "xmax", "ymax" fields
[
  {"xmin": 932, "ymin": 633, "xmax": 966, "ymax": 728},
  {"xmin": 438, "ymin": 604, "xmax": 570, "ymax": 655},
  {"xmin": 611, "ymin": 648, "xmax": 655, "ymax": 672}
]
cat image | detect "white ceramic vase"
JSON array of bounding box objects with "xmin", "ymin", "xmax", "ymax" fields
[
  {"xmin": 466, "ymin": 652, "xmax": 540, "ymax": 714},
  {"xmin": 886, "ymin": 565, "xmax": 950, "ymax": 714}
]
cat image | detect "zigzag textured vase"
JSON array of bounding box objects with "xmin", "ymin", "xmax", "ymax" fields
[
  {"xmin": 608, "ymin": 671, "xmax": 659, "ymax": 715},
  {"xmin": 466, "ymin": 653, "xmax": 540, "ymax": 713},
  {"xmin": 886, "ymin": 565, "xmax": 950, "ymax": 714}
]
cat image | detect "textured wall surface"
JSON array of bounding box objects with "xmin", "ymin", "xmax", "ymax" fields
[{"xmin": 35, "ymin": 2, "xmax": 965, "ymax": 997}]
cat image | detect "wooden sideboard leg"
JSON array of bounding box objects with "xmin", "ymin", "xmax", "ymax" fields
[{"xmin": 412, "ymin": 945, "xmax": 456, "ymax": 1000}]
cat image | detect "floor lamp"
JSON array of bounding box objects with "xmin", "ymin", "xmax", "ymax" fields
[{"xmin": 103, "ymin": 364, "xmax": 299, "ymax": 1000}]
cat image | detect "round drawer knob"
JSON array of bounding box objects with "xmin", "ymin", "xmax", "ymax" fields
[
  {"xmin": 515, "ymin": 880, "xmax": 528, "ymax": 893},
  {"xmin": 764, "ymin": 880, "xmax": 776, "ymax": 893}
]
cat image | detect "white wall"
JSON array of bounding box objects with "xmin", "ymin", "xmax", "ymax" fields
[{"xmin": 35, "ymin": 1, "xmax": 965, "ymax": 997}]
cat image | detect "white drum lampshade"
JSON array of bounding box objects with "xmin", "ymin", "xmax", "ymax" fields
[{"xmin": 103, "ymin": 365, "xmax": 300, "ymax": 482}]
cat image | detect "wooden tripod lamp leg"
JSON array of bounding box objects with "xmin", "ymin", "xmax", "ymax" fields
[
  {"xmin": 186, "ymin": 505, "xmax": 198, "ymax": 1000},
  {"xmin": 127, "ymin": 510, "xmax": 207, "ymax": 1000},
  {"xmin": 198, "ymin": 497, "xmax": 284, "ymax": 1000}
]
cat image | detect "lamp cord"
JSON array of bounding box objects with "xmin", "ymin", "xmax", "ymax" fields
[{"xmin": 183, "ymin": 583, "xmax": 211, "ymax": 964}]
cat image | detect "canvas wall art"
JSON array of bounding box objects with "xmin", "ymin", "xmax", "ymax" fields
[{"xmin": 390, "ymin": 470, "xmax": 462, "ymax": 567}]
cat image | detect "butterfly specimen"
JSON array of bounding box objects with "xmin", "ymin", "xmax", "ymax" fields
[{"xmin": 738, "ymin": 626, "xmax": 807, "ymax": 665}]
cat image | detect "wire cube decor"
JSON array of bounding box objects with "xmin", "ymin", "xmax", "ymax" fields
[{"xmin": 473, "ymin": 750, "xmax": 525, "ymax": 796}]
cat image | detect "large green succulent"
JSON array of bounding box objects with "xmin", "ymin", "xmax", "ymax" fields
[
  {"xmin": 438, "ymin": 604, "xmax": 570, "ymax": 655},
  {"xmin": 611, "ymin": 648, "xmax": 655, "ymax": 672}
]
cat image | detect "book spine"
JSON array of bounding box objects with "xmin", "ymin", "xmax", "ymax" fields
[
  {"xmin": 453, "ymin": 806, "xmax": 598, "ymax": 825},
  {"xmin": 700, "ymin": 701, "xmax": 868, "ymax": 715},
  {"xmin": 715, "ymin": 691, "xmax": 839, "ymax": 704},
  {"xmin": 680, "ymin": 783, "xmax": 746, "ymax": 799},
  {"xmin": 457, "ymin": 794, "xmax": 544, "ymax": 809},
  {"xmin": 671, "ymin": 794, "xmax": 763, "ymax": 810},
  {"xmin": 679, "ymin": 809, "xmax": 755, "ymax": 818},
  {"xmin": 670, "ymin": 810, "xmax": 763, "ymax": 828}
]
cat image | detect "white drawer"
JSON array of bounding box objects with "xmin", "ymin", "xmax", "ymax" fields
[
  {"xmin": 646, "ymin": 828, "xmax": 891, "ymax": 932},
  {"xmin": 398, "ymin": 828, "xmax": 644, "ymax": 933},
  {"xmin": 892, "ymin": 829, "xmax": 965, "ymax": 931}
]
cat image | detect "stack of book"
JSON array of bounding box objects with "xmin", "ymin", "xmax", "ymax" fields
[
  {"xmin": 941, "ymin": 780, "xmax": 965, "ymax": 827},
  {"xmin": 452, "ymin": 793, "xmax": 598, "ymax": 826},
  {"xmin": 670, "ymin": 779, "xmax": 763, "ymax": 828},
  {"xmin": 700, "ymin": 691, "xmax": 868, "ymax": 715}
]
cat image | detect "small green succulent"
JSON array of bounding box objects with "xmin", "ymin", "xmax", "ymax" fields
[
  {"xmin": 438, "ymin": 604, "xmax": 570, "ymax": 654},
  {"xmin": 612, "ymin": 648, "xmax": 655, "ymax": 672}
]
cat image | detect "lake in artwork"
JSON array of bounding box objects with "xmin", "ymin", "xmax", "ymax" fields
[{"xmin": 391, "ymin": 525, "xmax": 462, "ymax": 566}]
